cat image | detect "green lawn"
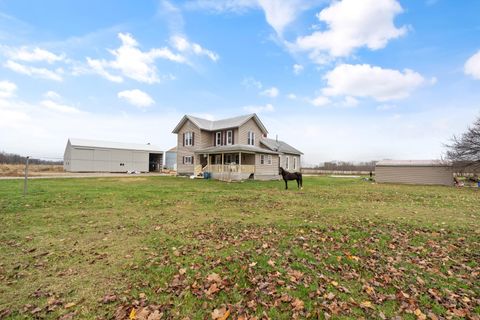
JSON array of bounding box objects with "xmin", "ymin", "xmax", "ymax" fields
[{"xmin": 0, "ymin": 176, "xmax": 478, "ymax": 319}]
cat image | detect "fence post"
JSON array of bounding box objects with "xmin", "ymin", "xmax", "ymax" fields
[{"xmin": 24, "ymin": 156, "xmax": 29, "ymax": 196}]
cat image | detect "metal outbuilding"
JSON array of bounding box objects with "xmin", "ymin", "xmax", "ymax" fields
[
  {"xmin": 375, "ymin": 160, "xmax": 454, "ymax": 186},
  {"xmin": 165, "ymin": 146, "xmax": 177, "ymax": 170},
  {"xmin": 64, "ymin": 138, "xmax": 164, "ymax": 173}
]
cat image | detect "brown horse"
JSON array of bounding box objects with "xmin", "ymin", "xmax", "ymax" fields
[{"xmin": 279, "ymin": 167, "xmax": 303, "ymax": 190}]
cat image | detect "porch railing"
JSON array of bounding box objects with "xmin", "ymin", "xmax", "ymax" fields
[{"xmin": 204, "ymin": 164, "xmax": 255, "ymax": 173}]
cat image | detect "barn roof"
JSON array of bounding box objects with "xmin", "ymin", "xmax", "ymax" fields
[
  {"xmin": 172, "ymin": 114, "xmax": 268, "ymax": 134},
  {"xmin": 376, "ymin": 160, "xmax": 452, "ymax": 167},
  {"xmin": 68, "ymin": 138, "xmax": 163, "ymax": 152},
  {"xmin": 260, "ymin": 138, "xmax": 303, "ymax": 155}
]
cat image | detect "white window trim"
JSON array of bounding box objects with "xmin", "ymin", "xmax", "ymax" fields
[
  {"xmin": 260, "ymin": 154, "xmax": 265, "ymax": 165},
  {"xmin": 184, "ymin": 156, "xmax": 193, "ymax": 165},
  {"xmin": 267, "ymin": 155, "xmax": 272, "ymax": 165},
  {"xmin": 248, "ymin": 131, "xmax": 255, "ymax": 146},
  {"xmin": 293, "ymin": 157, "xmax": 297, "ymax": 170},
  {"xmin": 227, "ymin": 130, "xmax": 233, "ymax": 145},
  {"xmin": 285, "ymin": 156, "xmax": 289, "ymax": 170},
  {"xmin": 184, "ymin": 131, "xmax": 193, "ymax": 146},
  {"xmin": 216, "ymin": 132, "xmax": 222, "ymax": 146}
]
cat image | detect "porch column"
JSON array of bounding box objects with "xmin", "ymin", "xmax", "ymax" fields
[
  {"xmin": 221, "ymin": 153, "xmax": 224, "ymax": 172},
  {"xmin": 239, "ymin": 152, "xmax": 242, "ymax": 173},
  {"xmin": 207, "ymin": 154, "xmax": 210, "ymax": 169}
]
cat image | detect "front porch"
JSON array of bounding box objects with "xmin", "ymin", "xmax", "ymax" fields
[{"xmin": 194, "ymin": 152, "xmax": 256, "ymax": 180}]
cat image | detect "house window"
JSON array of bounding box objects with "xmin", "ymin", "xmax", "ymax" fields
[
  {"xmin": 293, "ymin": 157, "xmax": 297, "ymax": 170},
  {"xmin": 247, "ymin": 131, "xmax": 255, "ymax": 145},
  {"xmin": 216, "ymin": 132, "xmax": 222, "ymax": 146},
  {"xmin": 227, "ymin": 130, "xmax": 233, "ymax": 145},
  {"xmin": 184, "ymin": 132, "xmax": 193, "ymax": 146},
  {"xmin": 285, "ymin": 156, "xmax": 289, "ymax": 170},
  {"xmin": 267, "ymin": 155, "xmax": 272, "ymax": 165},
  {"xmin": 183, "ymin": 156, "xmax": 193, "ymax": 165},
  {"xmin": 260, "ymin": 154, "xmax": 265, "ymax": 165}
]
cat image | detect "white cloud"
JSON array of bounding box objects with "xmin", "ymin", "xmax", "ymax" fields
[
  {"xmin": 295, "ymin": 0, "xmax": 407, "ymax": 62},
  {"xmin": 242, "ymin": 77, "xmax": 263, "ymax": 89},
  {"xmin": 87, "ymin": 32, "xmax": 186, "ymax": 84},
  {"xmin": 86, "ymin": 57, "xmax": 123, "ymax": 83},
  {"xmin": 185, "ymin": 0, "xmax": 316, "ymax": 35},
  {"xmin": 4, "ymin": 46, "xmax": 64, "ymax": 63},
  {"xmin": 293, "ymin": 64, "xmax": 304, "ymax": 75},
  {"xmin": 43, "ymin": 90, "xmax": 61, "ymax": 100},
  {"xmin": 170, "ymin": 35, "xmax": 219, "ymax": 61},
  {"xmin": 257, "ymin": 0, "xmax": 311, "ymax": 35},
  {"xmin": 260, "ymin": 86, "xmax": 279, "ymax": 98},
  {"xmin": 4, "ymin": 60, "xmax": 63, "ymax": 81},
  {"xmin": 287, "ymin": 93, "xmax": 297, "ymax": 99},
  {"xmin": 341, "ymin": 96, "xmax": 359, "ymax": 108},
  {"xmin": 40, "ymin": 100, "xmax": 81, "ymax": 113},
  {"xmin": 464, "ymin": 50, "xmax": 480, "ymax": 80},
  {"xmin": 322, "ymin": 64, "xmax": 426, "ymax": 101},
  {"xmin": 0, "ymin": 80, "xmax": 17, "ymax": 99},
  {"xmin": 309, "ymin": 95, "xmax": 331, "ymax": 107},
  {"xmin": 118, "ymin": 89, "xmax": 155, "ymax": 108},
  {"xmin": 243, "ymin": 103, "xmax": 275, "ymax": 113}
]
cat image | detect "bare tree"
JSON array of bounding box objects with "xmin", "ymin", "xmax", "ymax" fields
[{"xmin": 446, "ymin": 116, "xmax": 480, "ymax": 173}]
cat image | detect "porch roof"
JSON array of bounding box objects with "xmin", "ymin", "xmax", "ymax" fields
[{"xmin": 195, "ymin": 144, "xmax": 280, "ymax": 155}]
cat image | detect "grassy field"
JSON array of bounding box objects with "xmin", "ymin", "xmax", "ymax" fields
[{"xmin": 0, "ymin": 176, "xmax": 478, "ymax": 319}]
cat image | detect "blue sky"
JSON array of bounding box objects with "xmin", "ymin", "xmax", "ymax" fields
[{"xmin": 0, "ymin": 0, "xmax": 479, "ymax": 165}]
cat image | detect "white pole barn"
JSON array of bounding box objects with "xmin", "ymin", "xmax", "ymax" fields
[{"xmin": 63, "ymin": 138, "xmax": 164, "ymax": 173}]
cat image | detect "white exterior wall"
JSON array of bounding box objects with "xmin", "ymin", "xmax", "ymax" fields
[
  {"xmin": 66, "ymin": 146, "xmax": 149, "ymax": 172},
  {"xmin": 279, "ymin": 154, "xmax": 301, "ymax": 172}
]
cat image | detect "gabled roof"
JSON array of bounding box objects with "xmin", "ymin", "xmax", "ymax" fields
[
  {"xmin": 195, "ymin": 144, "xmax": 279, "ymax": 155},
  {"xmin": 68, "ymin": 138, "xmax": 163, "ymax": 152},
  {"xmin": 172, "ymin": 114, "xmax": 268, "ymax": 134},
  {"xmin": 376, "ymin": 160, "xmax": 452, "ymax": 167},
  {"xmin": 260, "ymin": 138, "xmax": 303, "ymax": 155}
]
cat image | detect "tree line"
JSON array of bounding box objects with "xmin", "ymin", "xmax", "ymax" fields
[{"xmin": 0, "ymin": 152, "xmax": 63, "ymax": 165}]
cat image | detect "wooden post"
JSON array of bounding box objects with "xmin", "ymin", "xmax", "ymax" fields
[{"xmin": 24, "ymin": 156, "xmax": 29, "ymax": 196}]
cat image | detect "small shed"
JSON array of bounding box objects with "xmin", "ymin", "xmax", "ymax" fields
[
  {"xmin": 375, "ymin": 160, "xmax": 453, "ymax": 186},
  {"xmin": 64, "ymin": 138, "xmax": 164, "ymax": 173},
  {"xmin": 165, "ymin": 146, "xmax": 177, "ymax": 170}
]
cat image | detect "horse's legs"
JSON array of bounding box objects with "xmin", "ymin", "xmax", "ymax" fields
[
  {"xmin": 285, "ymin": 179, "xmax": 288, "ymax": 190},
  {"xmin": 297, "ymin": 178, "xmax": 300, "ymax": 189}
]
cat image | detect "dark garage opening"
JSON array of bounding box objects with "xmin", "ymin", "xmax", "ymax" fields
[{"xmin": 149, "ymin": 153, "xmax": 163, "ymax": 172}]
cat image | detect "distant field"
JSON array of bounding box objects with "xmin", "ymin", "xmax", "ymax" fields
[
  {"xmin": 0, "ymin": 176, "xmax": 478, "ymax": 319},
  {"xmin": 0, "ymin": 164, "xmax": 64, "ymax": 177}
]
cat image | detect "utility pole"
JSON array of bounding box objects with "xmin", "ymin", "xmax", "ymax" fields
[{"xmin": 24, "ymin": 156, "xmax": 29, "ymax": 196}]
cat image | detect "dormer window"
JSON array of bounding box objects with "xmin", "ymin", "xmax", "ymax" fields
[
  {"xmin": 184, "ymin": 132, "xmax": 193, "ymax": 146},
  {"xmin": 227, "ymin": 130, "xmax": 233, "ymax": 145},
  {"xmin": 216, "ymin": 132, "xmax": 222, "ymax": 146},
  {"xmin": 247, "ymin": 131, "xmax": 255, "ymax": 146}
]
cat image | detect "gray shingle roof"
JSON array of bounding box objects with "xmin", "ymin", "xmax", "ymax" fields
[
  {"xmin": 172, "ymin": 114, "xmax": 268, "ymax": 134},
  {"xmin": 195, "ymin": 144, "xmax": 279, "ymax": 155},
  {"xmin": 260, "ymin": 138, "xmax": 303, "ymax": 155},
  {"xmin": 376, "ymin": 160, "xmax": 452, "ymax": 167},
  {"xmin": 68, "ymin": 138, "xmax": 163, "ymax": 152}
]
